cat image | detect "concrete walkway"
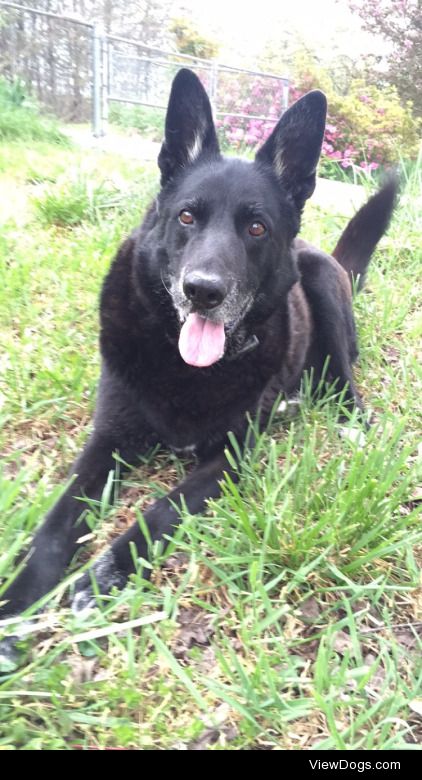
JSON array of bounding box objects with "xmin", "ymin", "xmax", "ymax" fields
[{"xmin": 313, "ymin": 175, "xmax": 366, "ymax": 215}]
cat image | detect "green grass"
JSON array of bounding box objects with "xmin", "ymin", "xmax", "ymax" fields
[
  {"xmin": 33, "ymin": 173, "xmax": 145, "ymax": 228},
  {"xmin": 0, "ymin": 79, "xmax": 69, "ymax": 146},
  {"xmin": 0, "ymin": 134, "xmax": 421, "ymax": 750},
  {"xmin": 109, "ymin": 103, "xmax": 165, "ymax": 142}
]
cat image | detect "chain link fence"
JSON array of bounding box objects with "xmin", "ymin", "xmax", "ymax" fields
[{"xmin": 0, "ymin": 2, "xmax": 289, "ymax": 138}]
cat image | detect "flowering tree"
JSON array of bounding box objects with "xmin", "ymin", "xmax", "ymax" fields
[{"xmin": 348, "ymin": 0, "xmax": 422, "ymax": 116}]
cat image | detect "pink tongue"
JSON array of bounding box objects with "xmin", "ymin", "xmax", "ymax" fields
[{"xmin": 179, "ymin": 314, "xmax": 225, "ymax": 367}]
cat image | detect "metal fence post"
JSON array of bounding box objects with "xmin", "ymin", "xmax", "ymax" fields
[
  {"xmin": 101, "ymin": 34, "xmax": 109, "ymax": 135},
  {"xmin": 282, "ymin": 81, "xmax": 290, "ymax": 110},
  {"xmin": 92, "ymin": 24, "xmax": 103, "ymax": 137},
  {"xmin": 210, "ymin": 60, "xmax": 218, "ymax": 120}
]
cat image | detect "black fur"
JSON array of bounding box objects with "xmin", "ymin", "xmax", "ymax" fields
[
  {"xmin": 0, "ymin": 69, "xmax": 397, "ymax": 621},
  {"xmin": 332, "ymin": 178, "xmax": 398, "ymax": 290}
]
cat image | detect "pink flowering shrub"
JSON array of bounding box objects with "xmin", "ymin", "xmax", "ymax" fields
[
  {"xmin": 217, "ymin": 73, "xmax": 420, "ymax": 180},
  {"xmin": 215, "ymin": 70, "xmax": 283, "ymax": 152},
  {"xmin": 319, "ymin": 80, "xmax": 420, "ymax": 177}
]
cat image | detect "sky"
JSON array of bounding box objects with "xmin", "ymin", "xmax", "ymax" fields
[{"xmin": 173, "ymin": 0, "xmax": 385, "ymax": 69}]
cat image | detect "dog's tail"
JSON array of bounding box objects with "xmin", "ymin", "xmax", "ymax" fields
[{"xmin": 332, "ymin": 177, "xmax": 398, "ymax": 291}]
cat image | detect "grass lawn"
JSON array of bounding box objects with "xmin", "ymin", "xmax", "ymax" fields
[{"xmin": 0, "ymin": 134, "xmax": 421, "ymax": 750}]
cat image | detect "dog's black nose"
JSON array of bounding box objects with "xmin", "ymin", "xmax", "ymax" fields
[{"xmin": 183, "ymin": 272, "xmax": 227, "ymax": 310}]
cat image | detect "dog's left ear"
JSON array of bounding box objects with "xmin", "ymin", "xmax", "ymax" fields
[
  {"xmin": 158, "ymin": 68, "xmax": 220, "ymax": 186},
  {"xmin": 256, "ymin": 90, "xmax": 327, "ymax": 210}
]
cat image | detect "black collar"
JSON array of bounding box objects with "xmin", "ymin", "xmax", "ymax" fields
[{"xmin": 226, "ymin": 334, "xmax": 259, "ymax": 361}]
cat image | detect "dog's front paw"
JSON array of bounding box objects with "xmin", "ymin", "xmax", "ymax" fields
[
  {"xmin": 0, "ymin": 636, "xmax": 21, "ymax": 673},
  {"xmin": 339, "ymin": 425, "xmax": 367, "ymax": 448},
  {"xmin": 277, "ymin": 395, "xmax": 302, "ymax": 418},
  {"xmin": 71, "ymin": 583, "xmax": 96, "ymax": 615},
  {"xmin": 72, "ymin": 550, "xmax": 126, "ymax": 615},
  {"xmin": 0, "ymin": 619, "xmax": 37, "ymax": 673}
]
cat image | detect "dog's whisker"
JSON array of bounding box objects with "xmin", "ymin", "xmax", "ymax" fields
[{"xmin": 160, "ymin": 270, "xmax": 172, "ymax": 296}]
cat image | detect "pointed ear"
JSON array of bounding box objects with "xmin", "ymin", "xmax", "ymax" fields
[
  {"xmin": 255, "ymin": 90, "xmax": 327, "ymax": 210},
  {"xmin": 158, "ymin": 69, "xmax": 220, "ymax": 186}
]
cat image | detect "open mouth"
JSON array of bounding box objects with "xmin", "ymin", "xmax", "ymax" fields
[{"xmin": 177, "ymin": 295, "xmax": 255, "ymax": 368}]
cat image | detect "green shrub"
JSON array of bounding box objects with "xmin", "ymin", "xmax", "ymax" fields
[
  {"xmin": 327, "ymin": 80, "xmax": 421, "ymax": 169},
  {"xmin": 290, "ymin": 58, "xmax": 421, "ymax": 178},
  {"xmin": 109, "ymin": 104, "xmax": 164, "ymax": 142},
  {"xmin": 0, "ymin": 78, "xmax": 28, "ymax": 107},
  {"xmin": 33, "ymin": 173, "xmax": 135, "ymax": 228},
  {"xmin": 0, "ymin": 78, "xmax": 68, "ymax": 145}
]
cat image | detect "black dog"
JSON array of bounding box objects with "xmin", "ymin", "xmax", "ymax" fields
[{"xmin": 0, "ymin": 69, "xmax": 397, "ymax": 620}]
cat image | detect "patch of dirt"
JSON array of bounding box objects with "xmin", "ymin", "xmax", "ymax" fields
[{"xmin": 172, "ymin": 606, "xmax": 216, "ymax": 659}]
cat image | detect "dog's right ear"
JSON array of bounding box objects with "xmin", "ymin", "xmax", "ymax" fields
[
  {"xmin": 255, "ymin": 90, "xmax": 327, "ymax": 211},
  {"xmin": 158, "ymin": 69, "xmax": 220, "ymax": 186}
]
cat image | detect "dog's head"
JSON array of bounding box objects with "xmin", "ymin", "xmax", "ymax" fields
[{"xmin": 146, "ymin": 69, "xmax": 326, "ymax": 368}]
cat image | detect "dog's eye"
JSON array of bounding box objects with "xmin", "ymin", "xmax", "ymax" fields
[
  {"xmin": 179, "ymin": 210, "xmax": 194, "ymax": 225},
  {"xmin": 249, "ymin": 221, "xmax": 266, "ymax": 237}
]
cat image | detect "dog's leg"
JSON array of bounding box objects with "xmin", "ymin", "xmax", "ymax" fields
[
  {"xmin": 298, "ymin": 248, "xmax": 363, "ymax": 411},
  {"xmin": 72, "ymin": 448, "xmax": 237, "ymax": 612},
  {"xmin": 0, "ymin": 429, "xmax": 155, "ymax": 619}
]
